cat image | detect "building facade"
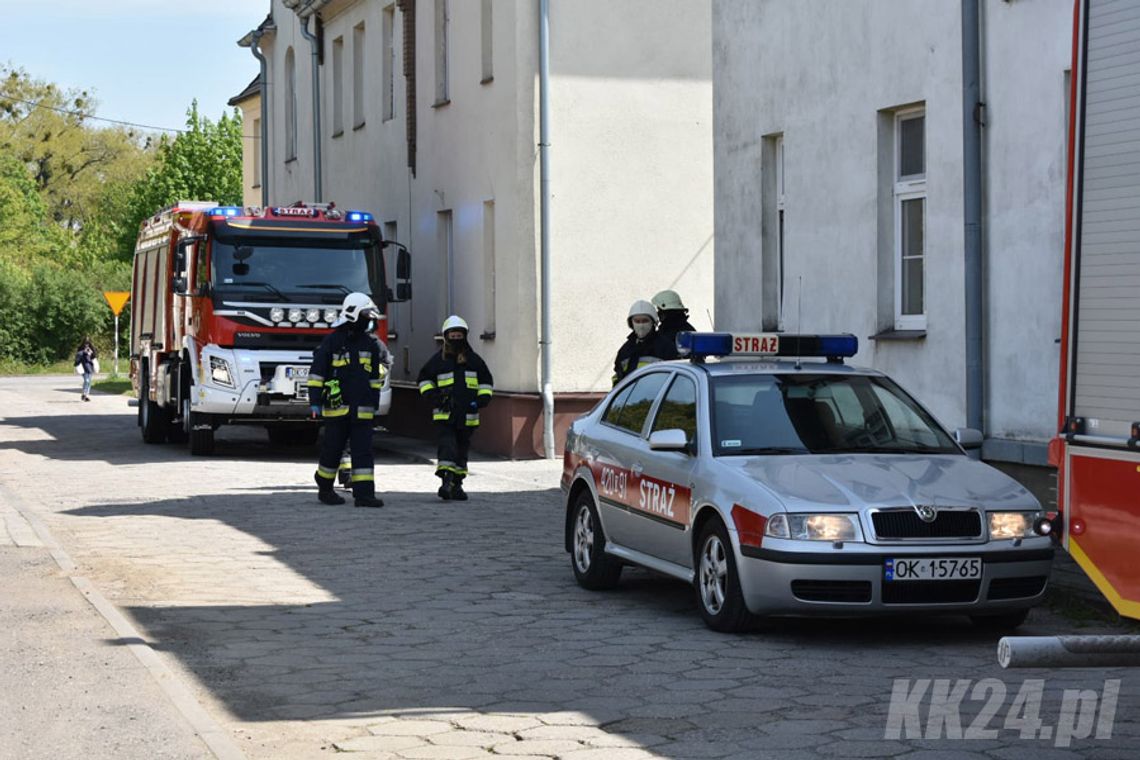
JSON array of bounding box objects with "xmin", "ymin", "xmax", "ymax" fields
[
  {"xmin": 227, "ymin": 76, "xmax": 263, "ymax": 207},
  {"xmin": 238, "ymin": 0, "xmax": 714, "ymax": 456},
  {"xmin": 713, "ymin": 0, "xmax": 1072, "ymax": 470}
]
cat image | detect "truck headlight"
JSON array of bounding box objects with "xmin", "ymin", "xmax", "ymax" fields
[
  {"xmin": 766, "ymin": 513, "xmax": 862, "ymax": 541},
  {"xmin": 324, "ymin": 308, "xmax": 338, "ymax": 323},
  {"xmin": 989, "ymin": 512, "xmax": 1040, "ymax": 539},
  {"xmin": 209, "ymin": 356, "xmax": 235, "ymax": 387},
  {"xmin": 270, "ymin": 307, "xmax": 285, "ymax": 323},
  {"xmin": 288, "ymin": 308, "xmax": 303, "ymax": 323},
  {"xmin": 306, "ymin": 308, "xmax": 321, "ymax": 323}
]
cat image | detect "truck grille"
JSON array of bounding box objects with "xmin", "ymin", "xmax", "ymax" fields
[
  {"xmin": 871, "ymin": 509, "xmax": 982, "ymax": 540},
  {"xmin": 233, "ymin": 332, "xmax": 325, "ymax": 351}
]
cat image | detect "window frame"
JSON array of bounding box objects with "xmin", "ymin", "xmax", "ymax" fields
[
  {"xmin": 775, "ymin": 134, "xmax": 786, "ymax": 331},
  {"xmin": 285, "ymin": 47, "xmax": 297, "ymax": 161},
  {"xmin": 331, "ymin": 35, "xmax": 345, "ymax": 137},
  {"xmin": 649, "ymin": 373, "xmax": 700, "ymax": 452},
  {"xmin": 601, "ymin": 372, "xmax": 671, "ymax": 438},
  {"xmin": 382, "ymin": 4, "xmax": 396, "ymax": 122},
  {"xmin": 434, "ymin": 0, "xmax": 450, "ymax": 106},
  {"xmin": 893, "ymin": 108, "xmax": 926, "ymax": 331},
  {"xmin": 352, "ymin": 22, "xmax": 366, "ymax": 130}
]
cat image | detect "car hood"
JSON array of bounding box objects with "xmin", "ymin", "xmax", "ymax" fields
[{"xmin": 723, "ymin": 454, "xmax": 1038, "ymax": 512}]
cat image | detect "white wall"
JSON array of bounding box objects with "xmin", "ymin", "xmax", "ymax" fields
[{"xmin": 713, "ymin": 0, "xmax": 1069, "ymax": 442}]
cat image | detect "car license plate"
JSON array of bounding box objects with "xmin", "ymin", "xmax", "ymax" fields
[
  {"xmin": 885, "ymin": 557, "xmax": 981, "ymax": 581},
  {"xmin": 285, "ymin": 366, "xmax": 309, "ymax": 379}
]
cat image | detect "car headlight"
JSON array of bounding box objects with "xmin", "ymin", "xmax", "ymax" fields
[
  {"xmin": 765, "ymin": 513, "xmax": 863, "ymax": 542},
  {"xmin": 306, "ymin": 308, "xmax": 321, "ymax": 323},
  {"xmin": 270, "ymin": 307, "xmax": 285, "ymax": 323},
  {"xmin": 324, "ymin": 308, "xmax": 338, "ymax": 323},
  {"xmin": 288, "ymin": 308, "xmax": 303, "ymax": 322},
  {"xmin": 989, "ymin": 511, "xmax": 1040, "ymax": 539},
  {"xmin": 209, "ymin": 356, "xmax": 235, "ymax": 387}
]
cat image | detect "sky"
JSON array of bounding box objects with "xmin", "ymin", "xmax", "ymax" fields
[{"xmin": 0, "ymin": 0, "xmax": 269, "ymax": 135}]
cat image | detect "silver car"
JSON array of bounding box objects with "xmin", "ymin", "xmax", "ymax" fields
[{"xmin": 561, "ymin": 335, "xmax": 1052, "ymax": 633}]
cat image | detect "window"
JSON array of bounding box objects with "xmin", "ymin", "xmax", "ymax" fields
[
  {"xmin": 353, "ymin": 23, "xmax": 366, "ymax": 129},
  {"xmin": 604, "ymin": 374, "xmax": 669, "ymax": 434},
  {"xmin": 331, "ymin": 36, "xmax": 344, "ymax": 136},
  {"xmin": 251, "ymin": 118, "xmax": 261, "ymax": 187},
  {"xmin": 894, "ymin": 109, "xmax": 925, "ymax": 329},
  {"xmin": 480, "ymin": 0, "xmax": 493, "ymax": 83},
  {"xmin": 285, "ymin": 47, "xmax": 297, "ymax": 160},
  {"xmin": 437, "ymin": 210, "xmax": 453, "ymax": 312},
  {"xmin": 383, "ymin": 5, "xmax": 396, "ymax": 121},
  {"xmin": 651, "ymin": 375, "xmax": 698, "ymax": 445},
  {"xmin": 602, "ymin": 384, "xmax": 636, "ymax": 427},
  {"xmin": 482, "ymin": 200, "xmax": 495, "ymax": 335},
  {"xmin": 435, "ymin": 0, "xmax": 450, "ymax": 105},
  {"xmin": 761, "ymin": 133, "xmax": 785, "ymax": 331}
]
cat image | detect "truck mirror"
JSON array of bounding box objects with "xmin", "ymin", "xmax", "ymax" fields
[
  {"xmin": 172, "ymin": 276, "xmax": 188, "ymax": 296},
  {"xmin": 174, "ymin": 250, "xmax": 186, "ymax": 273},
  {"xmin": 396, "ymin": 249, "xmax": 411, "ymax": 280},
  {"xmin": 395, "ymin": 282, "xmax": 412, "ymax": 302}
]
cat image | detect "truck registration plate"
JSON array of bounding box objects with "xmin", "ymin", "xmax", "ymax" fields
[
  {"xmin": 284, "ymin": 366, "xmax": 309, "ymax": 379},
  {"xmin": 885, "ymin": 557, "xmax": 981, "ymax": 581}
]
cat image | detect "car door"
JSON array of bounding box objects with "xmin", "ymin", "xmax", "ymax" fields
[
  {"xmin": 591, "ymin": 372, "xmax": 671, "ymax": 547},
  {"xmin": 634, "ymin": 373, "xmax": 700, "ymax": 566}
]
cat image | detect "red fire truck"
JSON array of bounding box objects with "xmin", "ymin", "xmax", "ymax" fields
[
  {"xmin": 1050, "ymin": 0, "xmax": 1140, "ymax": 620},
  {"xmin": 130, "ymin": 202, "xmax": 411, "ymax": 455}
]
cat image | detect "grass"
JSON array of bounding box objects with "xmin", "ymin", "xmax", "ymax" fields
[
  {"xmin": 92, "ymin": 375, "xmax": 133, "ymax": 395},
  {"xmin": 0, "ymin": 358, "xmax": 77, "ymax": 376}
]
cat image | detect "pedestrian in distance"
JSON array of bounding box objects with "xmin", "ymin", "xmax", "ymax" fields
[
  {"xmin": 307, "ymin": 292, "xmax": 387, "ymax": 508},
  {"xmin": 613, "ymin": 299, "xmax": 662, "ymax": 386},
  {"xmin": 417, "ymin": 316, "xmax": 494, "ymax": 501},
  {"xmin": 652, "ymin": 289, "xmax": 697, "ymax": 361},
  {"xmin": 74, "ymin": 337, "xmax": 98, "ymax": 402}
]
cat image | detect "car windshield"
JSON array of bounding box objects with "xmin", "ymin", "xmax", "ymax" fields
[
  {"xmin": 710, "ymin": 373, "xmax": 959, "ymax": 456},
  {"xmin": 210, "ymin": 238, "xmax": 384, "ymax": 304}
]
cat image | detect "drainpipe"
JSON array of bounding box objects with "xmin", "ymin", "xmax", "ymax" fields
[
  {"xmin": 238, "ymin": 22, "xmax": 273, "ymax": 208},
  {"xmin": 297, "ymin": 1, "xmax": 329, "ymax": 202},
  {"xmin": 538, "ymin": 0, "xmax": 555, "ymax": 459},
  {"xmin": 962, "ymin": 0, "xmax": 984, "ymax": 447}
]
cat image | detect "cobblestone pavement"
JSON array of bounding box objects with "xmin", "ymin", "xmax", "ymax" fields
[{"xmin": 1, "ymin": 376, "xmax": 1138, "ymax": 759}]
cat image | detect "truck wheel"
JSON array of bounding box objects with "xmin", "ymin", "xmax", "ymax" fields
[
  {"xmin": 140, "ymin": 367, "xmax": 169, "ymax": 444},
  {"xmin": 166, "ymin": 367, "xmax": 189, "ymax": 444},
  {"xmin": 188, "ymin": 412, "xmax": 215, "ymax": 456},
  {"xmin": 569, "ymin": 492, "xmax": 623, "ymax": 590},
  {"xmin": 694, "ymin": 519, "xmax": 753, "ymax": 633}
]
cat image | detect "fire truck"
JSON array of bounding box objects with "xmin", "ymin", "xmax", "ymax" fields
[
  {"xmin": 1050, "ymin": 0, "xmax": 1140, "ymax": 620},
  {"xmin": 129, "ymin": 202, "xmax": 411, "ymax": 455}
]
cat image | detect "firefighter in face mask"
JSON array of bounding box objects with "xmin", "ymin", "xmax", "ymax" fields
[
  {"xmin": 307, "ymin": 292, "xmax": 387, "ymax": 508},
  {"xmin": 613, "ymin": 300, "xmax": 662, "ymax": 385},
  {"xmin": 417, "ymin": 316, "xmax": 494, "ymax": 501}
]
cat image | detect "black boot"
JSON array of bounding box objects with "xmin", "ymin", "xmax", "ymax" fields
[
  {"xmin": 437, "ymin": 472, "xmax": 453, "ymax": 501},
  {"xmin": 354, "ymin": 496, "xmax": 384, "ymax": 508},
  {"xmin": 450, "ymin": 476, "xmax": 468, "ymax": 501},
  {"xmin": 315, "ymin": 472, "xmax": 346, "ymax": 505}
]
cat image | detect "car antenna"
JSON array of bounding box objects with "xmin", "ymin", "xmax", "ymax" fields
[
  {"xmin": 794, "ymin": 275, "xmax": 803, "ymax": 370},
  {"xmin": 706, "ymin": 308, "xmax": 714, "ymax": 330}
]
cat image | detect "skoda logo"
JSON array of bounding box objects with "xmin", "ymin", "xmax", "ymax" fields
[{"xmin": 915, "ymin": 505, "xmax": 938, "ymax": 523}]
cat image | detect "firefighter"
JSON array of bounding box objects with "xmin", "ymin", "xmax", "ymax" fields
[
  {"xmin": 307, "ymin": 292, "xmax": 387, "ymax": 508},
  {"xmin": 613, "ymin": 299, "xmax": 662, "ymax": 385},
  {"xmin": 652, "ymin": 289, "xmax": 697, "ymax": 360},
  {"xmin": 417, "ymin": 315, "xmax": 494, "ymax": 501}
]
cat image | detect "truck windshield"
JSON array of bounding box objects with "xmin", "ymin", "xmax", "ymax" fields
[
  {"xmin": 710, "ymin": 373, "xmax": 959, "ymax": 456},
  {"xmin": 211, "ymin": 238, "xmax": 384, "ymax": 305}
]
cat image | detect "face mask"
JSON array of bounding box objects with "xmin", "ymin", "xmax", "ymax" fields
[{"xmin": 632, "ymin": 321, "xmax": 653, "ymax": 339}]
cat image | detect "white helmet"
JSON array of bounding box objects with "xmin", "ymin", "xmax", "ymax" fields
[
  {"xmin": 441, "ymin": 315, "xmax": 469, "ymax": 334},
  {"xmin": 335, "ymin": 292, "xmax": 380, "ymax": 325},
  {"xmin": 627, "ymin": 299, "xmax": 659, "ymax": 328},
  {"xmin": 651, "ymin": 289, "xmax": 686, "ymax": 312}
]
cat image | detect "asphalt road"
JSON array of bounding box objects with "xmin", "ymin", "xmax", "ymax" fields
[{"xmin": 1, "ymin": 375, "xmax": 1137, "ymax": 760}]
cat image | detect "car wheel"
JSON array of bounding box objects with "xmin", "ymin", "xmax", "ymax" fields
[
  {"xmin": 569, "ymin": 492, "xmax": 622, "ymax": 590},
  {"xmin": 695, "ymin": 519, "xmax": 753, "ymax": 633},
  {"xmin": 970, "ymin": 609, "xmax": 1029, "ymax": 632}
]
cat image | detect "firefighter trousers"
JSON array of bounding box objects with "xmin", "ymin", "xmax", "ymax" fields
[
  {"xmin": 316, "ymin": 417, "xmax": 376, "ymax": 498},
  {"xmin": 435, "ymin": 424, "xmax": 474, "ymax": 482}
]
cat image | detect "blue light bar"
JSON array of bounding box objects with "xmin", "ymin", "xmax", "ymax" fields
[
  {"xmin": 346, "ymin": 210, "xmax": 374, "ymax": 222},
  {"xmin": 815, "ymin": 335, "xmax": 858, "ymax": 358},
  {"xmin": 676, "ymin": 332, "xmax": 859, "ymax": 362},
  {"xmin": 676, "ymin": 332, "xmax": 733, "ymax": 357},
  {"xmin": 208, "ymin": 206, "xmax": 243, "ymax": 217}
]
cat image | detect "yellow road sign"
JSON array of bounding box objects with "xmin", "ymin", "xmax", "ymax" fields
[{"xmin": 103, "ymin": 291, "xmax": 130, "ymax": 316}]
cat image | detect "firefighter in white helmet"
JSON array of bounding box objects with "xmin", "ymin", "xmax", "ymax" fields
[
  {"xmin": 612, "ymin": 299, "xmax": 662, "ymax": 385},
  {"xmin": 651, "ymin": 289, "xmax": 696, "ymax": 360},
  {"xmin": 416, "ymin": 315, "xmax": 494, "ymax": 501},
  {"xmin": 307, "ymin": 292, "xmax": 390, "ymax": 508}
]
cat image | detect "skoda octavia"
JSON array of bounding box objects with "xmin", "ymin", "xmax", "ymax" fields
[{"xmin": 561, "ymin": 333, "xmax": 1053, "ymax": 632}]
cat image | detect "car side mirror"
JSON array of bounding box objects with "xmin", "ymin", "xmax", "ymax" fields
[
  {"xmin": 954, "ymin": 427, "xmax": 983, "ymax": 450},
  {"xmin": 649, "ymin": 428, "xmax": 689, "ymax": 452}
]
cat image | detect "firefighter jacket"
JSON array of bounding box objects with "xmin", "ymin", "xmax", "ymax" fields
[
  {"xmin": 307, "ymin": 325, "xmax": 389, "ymax": 420},
  {"xmin": 417, "ymin": 345, "xmax": 494, "ymax": 428},
  {"xmin": 613, "ymin": 330, "xmax": 662, "ymax": 385},
  {"xmin": 655, "ymin": 314, "xmax": 697, "ymax": 361}
]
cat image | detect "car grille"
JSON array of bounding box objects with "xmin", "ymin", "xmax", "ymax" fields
[
  {"xmin": 988, "ymin": 576, "xmax": 1048, "ymax": 600},
  {"xmin": 881, "ymin": 579, "xmax": 981, "ymax": 604},
  {"xmin": 791, "ymin": 580, "xmax": 872, "ymax": 604},
  {"xmin": 871, "ymin": 509, "xmax": 983, "ymax": 540}
]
